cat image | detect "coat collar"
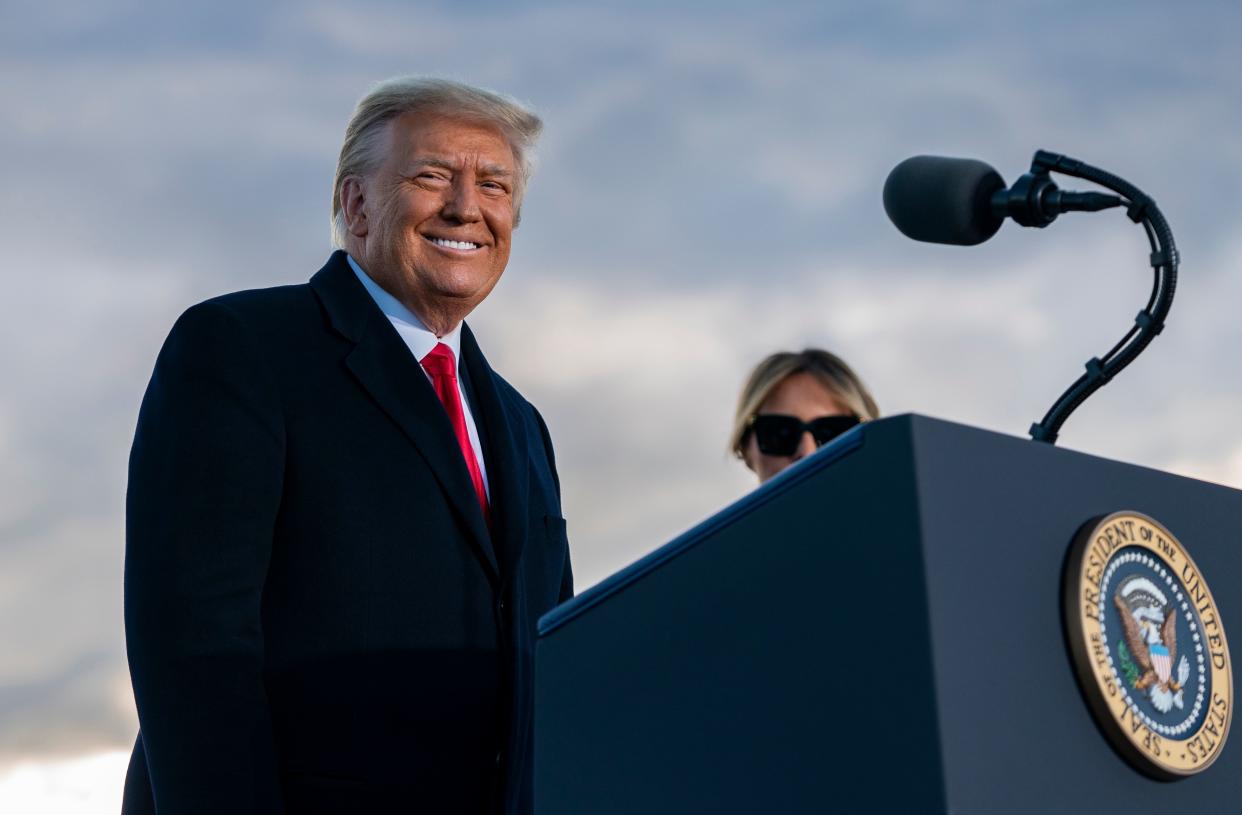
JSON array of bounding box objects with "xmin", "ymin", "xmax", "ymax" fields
[{"xmin": 308, "ymin": 251, "xmax": 521, "ymax": 585}]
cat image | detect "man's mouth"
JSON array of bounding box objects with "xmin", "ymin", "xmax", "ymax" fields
[{"xmin": 427, "ymin": 236, "xmax": 483, "ymax": 251}]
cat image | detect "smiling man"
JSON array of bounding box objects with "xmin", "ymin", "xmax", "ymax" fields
[{"xmin": 122, "ymin": 78, "xmax": 572, "ymax": 815}]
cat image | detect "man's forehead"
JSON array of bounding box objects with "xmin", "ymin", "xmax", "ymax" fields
[{"xmin": 387, "ymin": 112, "xmax": 515, "ymax": 169}]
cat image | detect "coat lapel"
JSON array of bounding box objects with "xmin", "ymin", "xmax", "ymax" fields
[
  {"xmin": 309, "ymin": 252, "xmax": 499, "ymax": 584},
  {"xmin": 460, "ymin": 324, "xmax": 530, "ymax": 580}
]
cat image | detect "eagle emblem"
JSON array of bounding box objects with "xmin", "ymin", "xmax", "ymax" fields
[{"xmin": 1114, "ymin": 575, "xmax": 1191, "ymax": 714}]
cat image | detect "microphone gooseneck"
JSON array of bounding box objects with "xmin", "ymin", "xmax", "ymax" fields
[{"xmin": 883, "ymin": 150, "xmax": 1178, "ymax": 445}]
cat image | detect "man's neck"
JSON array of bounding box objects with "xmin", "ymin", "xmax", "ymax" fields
[
  {"xmin": 345, "ymin": 253, "xmax": 464, "ymax": 338},
  {"xmin": 346, "ymin": 254, "xmax": 466, "ymax": 358}
]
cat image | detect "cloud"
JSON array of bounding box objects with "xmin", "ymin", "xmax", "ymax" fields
[
  {"xmin": 1, "ymin": 0, "xmax": 1241, "ymax": 791},
  {"xmin": 0, "ymin": 750, "xmax": 130, "ymax": 815},
  {"xmin": 0, "ymin": 509, "xmax": 135, "ymax": 763}
]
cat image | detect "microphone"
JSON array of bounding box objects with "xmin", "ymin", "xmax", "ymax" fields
[
  {"xmin": 883, "ymin": 154, "xmax": 1122, "ymax": 246},
  {"xmin": 880, "ymin": 149, "xmax": 1178, "ymax": 446}
]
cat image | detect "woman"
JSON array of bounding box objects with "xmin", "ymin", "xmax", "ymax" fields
[{"xmin": 730, "ymin": 348, "xmax": 880, "ymax": 483}]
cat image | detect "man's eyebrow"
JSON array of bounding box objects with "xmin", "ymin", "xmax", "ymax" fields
[
  {"xmin": 477, "ymin": 162, "xmax": 513, "ymax": 178},
  {"xmin": 406, "ymin": 157, "xmax": 513, "ymax": 177},
  {"xmin": 407, "ymin": 157, "xmax": 457, "ymax": 173}
]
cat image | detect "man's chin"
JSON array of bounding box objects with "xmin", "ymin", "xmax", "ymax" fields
[{"xmin": 429, "ymin": 273, "xmax": 503, "ymax": 306}]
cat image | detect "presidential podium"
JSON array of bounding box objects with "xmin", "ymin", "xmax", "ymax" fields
[{"xmin": 532, "ymin": 414, "xmax": 1242, "ymax": 814}]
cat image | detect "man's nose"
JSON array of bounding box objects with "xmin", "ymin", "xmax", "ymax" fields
[
  {"xmin": 790, "ymin": 430, "xmax": 818, "ymax": 461},
  {"xmin": 442, "ymin": 178, "xmax": 482, "ymax": 222}
]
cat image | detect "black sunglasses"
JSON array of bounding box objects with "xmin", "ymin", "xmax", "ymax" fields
[{"xmin": 747, "ymin": 414, "xmax": 860, "ymax": 457}]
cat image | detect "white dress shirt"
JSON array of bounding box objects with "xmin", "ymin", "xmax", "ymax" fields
[{"xmin": 348, "ymin": 255, "xmax": 490, "ymax": 500}]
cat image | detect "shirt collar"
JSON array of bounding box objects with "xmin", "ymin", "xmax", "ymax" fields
[{"xmin": 347, "ymin": 254, "xmax": 462, "ymax": 364}]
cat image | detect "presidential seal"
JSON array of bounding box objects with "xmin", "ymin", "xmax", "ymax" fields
[{"xmin": 1064, "ymin": 512, "xmax": 1233, "ymax": 779}]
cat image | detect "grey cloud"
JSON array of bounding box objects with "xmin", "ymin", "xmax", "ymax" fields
[
  {"xmin": 2, "ymin": 0, "xmax": 1240, "ymax": 776},
  {"xmin": 0, "ymin": 647, "xmax": 132, "ymax": 764}
]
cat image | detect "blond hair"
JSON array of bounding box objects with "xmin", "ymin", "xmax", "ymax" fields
[
  {"xmin": 729, "ymin": 348, "xmax": 880, "ymax": 458},
  {"xmin": 331, "ymin": 76, "xmax": 543, "ymax": 246}
]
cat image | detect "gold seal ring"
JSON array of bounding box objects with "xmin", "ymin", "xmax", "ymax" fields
[{"xmin": 1064, "ymin": 511, "xmax": 1232, "ymax": 778}]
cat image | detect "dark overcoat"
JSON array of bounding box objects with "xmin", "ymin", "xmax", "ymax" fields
[{"xmin": 122, "ymin": 251, "xmax": 572, "ymax": 814}]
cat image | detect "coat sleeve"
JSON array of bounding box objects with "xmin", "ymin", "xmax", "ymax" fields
[
  {"xmin": 124, "ymin": 300, "xmax": 286, "ymax": 814},
  {"xmin": 532, "ymin": 406, "xmax": 574, "ymax": 603}
]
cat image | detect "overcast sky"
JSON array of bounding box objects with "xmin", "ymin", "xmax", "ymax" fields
[{"xmin": 3, "ymin": 0, "xmax": 1241, "ymax": 809}]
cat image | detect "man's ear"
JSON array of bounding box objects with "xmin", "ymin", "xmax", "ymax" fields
[{"xmin": 340, "ymin": 176, "xmax": 369, "ymax": 237}]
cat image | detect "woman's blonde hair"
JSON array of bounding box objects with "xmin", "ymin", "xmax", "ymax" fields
[{"xmin": 729, "ymin": 348, "xmax": 880, "ymax": 458}]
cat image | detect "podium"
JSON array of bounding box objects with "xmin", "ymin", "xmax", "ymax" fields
[{"xmin": 533, "ymin": 414, "xmax": 1242, "ymax": 814}]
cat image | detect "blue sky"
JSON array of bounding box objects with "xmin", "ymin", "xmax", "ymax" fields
[{"xmin": 2, "ymin": 0, "xmax": 1241, "ymax": 808}]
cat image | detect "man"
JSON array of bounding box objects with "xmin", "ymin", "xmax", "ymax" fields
[{"xmin": 122, "ymin": 77, "xmax": 572, "ymax": 815}]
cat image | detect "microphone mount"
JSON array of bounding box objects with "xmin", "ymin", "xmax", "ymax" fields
[
  {"xmin": 991, "ymin": 163, "xmax": 1123, "ymax": 228},
  {"xmin": 1019, "ymin": 150, "xmax": 1179, "ymax": 444}
]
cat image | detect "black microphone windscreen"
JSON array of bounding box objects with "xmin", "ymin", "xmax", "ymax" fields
[{"xmin": 883, "ymin": 156, "xmax": 1007, "ymax": 246}]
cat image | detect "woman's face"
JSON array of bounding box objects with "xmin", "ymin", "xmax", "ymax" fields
[{"xmin": 743, "ymin": 372, "xmax": 852, "ymax": 483}]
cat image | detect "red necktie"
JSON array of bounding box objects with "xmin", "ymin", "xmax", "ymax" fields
[{"xmin": 421, "ymin": 343, "xmax": 491, "ymax": 526}]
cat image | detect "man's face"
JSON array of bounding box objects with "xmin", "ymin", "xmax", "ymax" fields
[{"xmin": 356, "ymin": 112, "xmax": 517, "ymax": 328}]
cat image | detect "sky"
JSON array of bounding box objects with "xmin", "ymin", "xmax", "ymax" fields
[{"xmin": 2, "ymin": 0, "xmax": 1241, "ymax": 810}]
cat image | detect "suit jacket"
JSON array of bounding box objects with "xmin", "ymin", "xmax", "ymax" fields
[{"xmin": 122, "ymin": 251, "xmax": 572, "ymax": 814}]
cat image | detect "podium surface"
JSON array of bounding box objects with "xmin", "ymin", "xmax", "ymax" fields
[{"xmin": 534, "ymin": 414, "xmax": 1242, "ymax": 814}]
